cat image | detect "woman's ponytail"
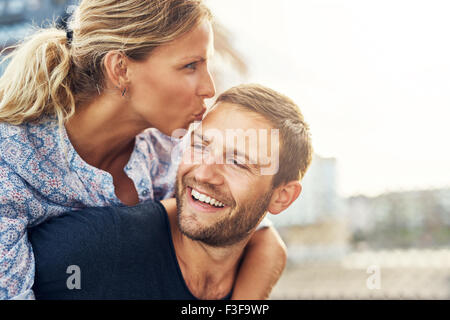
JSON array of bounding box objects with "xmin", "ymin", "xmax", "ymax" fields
[{"xmin": 0, "ymin": 27, "xmax": 75, "ymax": 126}]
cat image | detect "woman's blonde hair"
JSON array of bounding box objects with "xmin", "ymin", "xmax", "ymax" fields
[{"xmin": 0, "ymin": 0, "xmax": 212, "ymax": 126}]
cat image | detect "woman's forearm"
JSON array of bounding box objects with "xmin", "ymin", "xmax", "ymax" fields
[{"xmin": 232, "ymin": 226, "xmax": 287, "ymax": 300}]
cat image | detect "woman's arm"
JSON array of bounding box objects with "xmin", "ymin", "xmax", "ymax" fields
[
  {"xmin": 0, "ymin": 217, "xmax": 36, "ymax": 300},
  {"xmin": 0, "ymin": 167, "xmax": 36, "ymax": 300},
  {"xmin": 232, "ymin": 226, "xmax": 287, "ymax": 300}
]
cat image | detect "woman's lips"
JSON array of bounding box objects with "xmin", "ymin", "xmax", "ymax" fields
[{"xmin": 193, "ymin": 108, "xmax": 207, "ymax": 121}]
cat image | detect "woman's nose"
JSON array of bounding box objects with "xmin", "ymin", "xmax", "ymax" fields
[{"xmin": 198, "ymin": 68, "xmax": 216, "ymax": 99}]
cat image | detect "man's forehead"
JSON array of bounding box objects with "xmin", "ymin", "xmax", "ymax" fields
[
  {"xmin": 203, "ymin": 102, "xmax": 270, "ymax": 130},
  {"xmin": 199, "ymin": 103, "xmax": 278, "ymax": 153}
]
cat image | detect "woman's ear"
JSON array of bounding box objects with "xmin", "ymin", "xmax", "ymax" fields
[
  {"xmin": 267, "ymin": 181, "xmax": 302, "ymax": 215},
  {"xmin": 103, "ymin": 51, "xmax": 130, "ymax": 90}
]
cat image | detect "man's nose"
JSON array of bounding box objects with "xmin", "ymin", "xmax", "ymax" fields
[{"xmin": 193, "ymin": 157, "xmax": 223, "ymax": 186}]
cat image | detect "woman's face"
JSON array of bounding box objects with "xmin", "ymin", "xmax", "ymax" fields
[{"xmin": 127, "ymin": 20, "xmax": 216, "ymax": 136}]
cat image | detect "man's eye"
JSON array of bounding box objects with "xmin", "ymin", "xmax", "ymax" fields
[{"xmin": 230, "ymin": 158, "xmax": 247, "ymax": 169}]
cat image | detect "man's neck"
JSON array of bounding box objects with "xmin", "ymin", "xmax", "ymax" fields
[{"xmin": 168, "ymin": 214, "xmax": 248, "ymax": 299}]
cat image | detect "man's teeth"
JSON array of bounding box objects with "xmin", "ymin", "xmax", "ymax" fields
[{"xmin": 191, "ymin": 189, "xmax": 225, "ymax": 207}]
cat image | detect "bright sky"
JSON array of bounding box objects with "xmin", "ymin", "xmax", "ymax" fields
[{"xmin": 208, "ymin": 0, "xmax": 450, "ymax": 197}]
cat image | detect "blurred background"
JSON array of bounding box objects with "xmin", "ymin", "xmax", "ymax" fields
[{"xmin": 1, "ymin": 0, "xmax": 449, "ymax": 299}]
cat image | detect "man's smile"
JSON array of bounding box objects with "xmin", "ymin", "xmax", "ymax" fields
[
  {"xmin": 191, "ymin": 188, "xmax": 225, "ymax": 207},
  {"xmin": 185, "ymin": 186, "xmax": 231, "ymax": 213}
]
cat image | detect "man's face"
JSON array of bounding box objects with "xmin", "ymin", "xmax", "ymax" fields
[{"xmin": 175, "ymin": 103, "xmax": 280, "ymax": 247}]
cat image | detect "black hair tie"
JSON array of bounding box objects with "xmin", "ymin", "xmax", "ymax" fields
[
  {"xmin": 66, "ymin": 29, "xmax": 73, "ymax": 45},
  {"xmin": 56, "ymin": 11, "xmax": 73, "ymax": 45}
]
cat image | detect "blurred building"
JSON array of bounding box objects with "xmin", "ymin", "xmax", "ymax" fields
[
  {"xmin": 0, "ymin": 0, "xmax": 74, "ymax": 74},
  {"xmin": 271, "ymin": 154, "xmax": 340, "ymax": 227},
  {"xmin": 345, "ymin": 187, "xmax": 450, "ymax": 249},
  {"xmin": 346, "ymin": 188, "xmax": 450, "ymax": 232},
  {"xmin": 0, "ymin": 0, "xmax": 73, "ymax": 47},
  {"xmin": 269, "ymin": 155, "xmax": 350, "ymax": 263}
]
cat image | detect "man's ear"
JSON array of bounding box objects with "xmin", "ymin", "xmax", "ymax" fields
[
  {"xmin": 103, "ymin": 51, "xmax": 130, "ymax": 89},
  {"xmin": 267, "ymin": 181, "xmax": 302, "ymax": 215}
]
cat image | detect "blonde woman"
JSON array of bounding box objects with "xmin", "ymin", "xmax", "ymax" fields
[{"xmin": 0, "ymin": 0, "xmax": 286, "ymax": 299}]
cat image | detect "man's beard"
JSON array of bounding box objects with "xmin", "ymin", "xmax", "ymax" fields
[{"xmin": 175, "ymin": 174, "xmax": 273, "ymax": 247}]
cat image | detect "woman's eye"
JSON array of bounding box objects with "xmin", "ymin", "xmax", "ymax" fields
[{"xmin": 185, "ymin": 62, "xmax": 197, "ymax": 70}]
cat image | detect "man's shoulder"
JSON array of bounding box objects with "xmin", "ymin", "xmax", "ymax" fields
[
  {"xmin": 30, "ymin": 202, "xmax": 185, "ymax": 299},
  {"xmin": 29, "ymin": 201, "xmax": 171, "ymax": 248},
  {"xmin": 115, "ymin": 201, "xmax": 171, "ymax": 240}
]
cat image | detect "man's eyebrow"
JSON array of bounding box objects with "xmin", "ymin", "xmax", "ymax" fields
[{"xmin": 226, "ymin": 147, "xmax": 260, "ymax": 168}]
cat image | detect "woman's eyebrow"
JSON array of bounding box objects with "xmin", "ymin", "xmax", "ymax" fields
[{"xmin": 180, "ymin": 56, "xmax": 206, "ymax": 62}]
